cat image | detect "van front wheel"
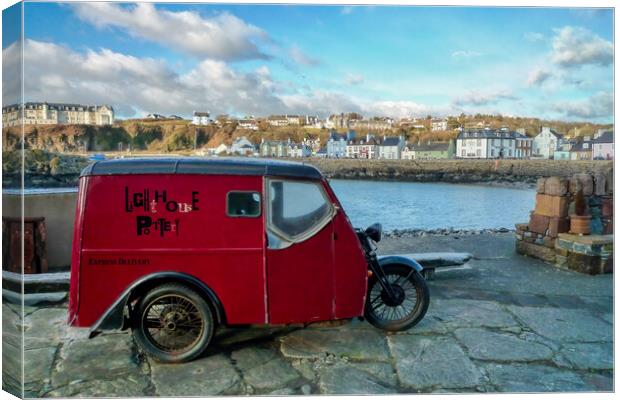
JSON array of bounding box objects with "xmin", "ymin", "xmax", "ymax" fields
[
  {"xmin": 364, "ymin": 264, "xmax": 430, "ymax": 331},
  {"xmin": 131, "ymin": 283, "xmax": 214, "ymax": 363}
]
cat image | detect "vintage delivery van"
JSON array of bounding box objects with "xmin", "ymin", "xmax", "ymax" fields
[{"xmin": 69, "ymin": 158, "xmax": 429, "ymax": 362}]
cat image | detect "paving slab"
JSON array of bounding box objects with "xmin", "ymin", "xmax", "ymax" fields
[
  {"xmin": 317, "ymin": 363, "xmax": 396, "ymax": 394},
  {"xmin": 507, "ymin": 306, "xmax": 612, "ymax": 343},
  {"xmin": 483, "ymin": 363, "xmax": 590, "ymax": 392},
  {"xmin": 428, "ymin": 299, "xmax": 518, "ymax": 329},
  {"xmin": 399, "ymin": 315, "xmax": 448, "ymax": 335},
  {"xmin": 559, "ymin": 342, "xmax": 614, "ymax": 370},
  {"xmin": 43, "ymin": 374, "xmax": 152, "ymax": 397},
  {"xmin": 388, "ymin": 335, "xmax": 483, "ymax": 390},
  {"xmin": 150, "ymin": 354, "xmax": 242, "ymax": 396},
  {"xmin": 279, "ymin": 329, "xmax": 389, "ymax": 361},
  {"xmin": 24, "ymin": 347, "xmax": 57, "ymax": 393},
  {"xmin": 231, "ymin": 346, "xmax": 301, "ymax": 392},
  {"xmin": 580, "ymin": 373, "xmax": 614, "ymax": 392},
  {"xmin": 51, "ymin": 333, "xmax": 141, "ymax": 388},
  {"xmin": 348, "ymin": 362, "xmax": 398, "ymax": 387},
  {"xmin": 23, "ymin": 308, "xmax": 70, "ymax": 350},
  {"xmin": 454, "ymin": 328, "xmax": 553, "ymax": 362}
]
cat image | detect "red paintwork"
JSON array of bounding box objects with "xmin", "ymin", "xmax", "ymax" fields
[{"xmin": 68, "ymin": 173, "xmax": 367, "ymax": 328}]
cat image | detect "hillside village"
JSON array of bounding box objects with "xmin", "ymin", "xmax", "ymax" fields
[{"xmin": 2, "ymin": 102, "xmax": 615, "ymax": 161}]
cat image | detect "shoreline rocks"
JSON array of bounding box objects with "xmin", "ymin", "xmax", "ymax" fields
[{"xmin": 383, "ymin": 227, "xmax": 513, "ymax": 238}]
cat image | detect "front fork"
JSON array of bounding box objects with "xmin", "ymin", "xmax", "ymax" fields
[{"xmin": 366, "ymin": 251, "xmax": 398, "ymax": 301}]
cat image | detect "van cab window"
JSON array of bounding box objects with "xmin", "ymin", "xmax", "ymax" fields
[
  {"xmin": 227, "ymin": 191, "xmax": 261, "ymax": 217},
  {"xmin": 268, "ymin": 180, "xmax": 333, "ymax": 241}
]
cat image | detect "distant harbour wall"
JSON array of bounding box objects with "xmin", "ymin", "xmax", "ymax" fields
[
  {"xmin": 303, "ymin": 159, "xmax": 614, "ymax": 185},
  {"xmin": 2, "ymin": 157, "xmax": 614, "ymax": 189}
]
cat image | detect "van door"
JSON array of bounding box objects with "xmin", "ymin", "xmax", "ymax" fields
[{"xmin": 265, "ymin": 178, "xmax": 336, "ymax": 324}]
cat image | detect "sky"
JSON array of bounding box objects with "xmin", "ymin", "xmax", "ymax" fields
[{"xmin": 1, "ymin": 2, "xmax": 615, "ymax": 122}]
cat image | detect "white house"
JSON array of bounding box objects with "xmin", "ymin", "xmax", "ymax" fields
[
  {"xmin": 193, "ymin": 111, "xmax": 210, "ymax": 125},
  {"xmin": 230, "ymin": 136, "xmax": 255, "ymax": 155},
  {"xmin": 289, "ymin": 142, "xmax": 312, "ymax": 158},
  {"xmin": 286, "ymin": 115, "xmax": 301, "ymax": 125},
  {"xmin": 401, "ymin": 145, "xmax": 416, "ymax": 160},
  {"xmin": 456, "ymin": 128, "xmax": 520, "ymax": 159},
  {"xmin": 207, "ymin": 143, "xmax": 229, "ymax": 155},
  {"xmin": 238, "ymin": 119, "xmax": 258, "ymax": 130},
  {"xmin": 591, "ymin": 130, "xmax": 614, "ymax": 160},
  {"xmin": 378, "ymin": 135, "xmax": 406, "ymax": 159},
  {"xmin": 532, "ymin": 127, "xmax": 563, "ymax": 159},
  {"xmin": 346, "ymin": 134, "xmax": 380, "ymax": 159},
  {"xmin": 2, "ymin": 102, "xmax": 115, "ymax": 127},
  {"xmin": 431, "ymin": 118, "xmax": 448, "ymax": 132},
  {"xmin": 267, "ymin": 115, "xmax": 289, "ymax": 126}
]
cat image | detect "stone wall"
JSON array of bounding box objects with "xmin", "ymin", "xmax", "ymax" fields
[{"xmin": 515, "ymin": 172, "xmax": 613, "ymax": 274}]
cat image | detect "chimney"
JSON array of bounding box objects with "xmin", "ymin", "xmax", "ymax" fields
[{"xmin": 366, "ymin": 133, "xmax": 371, "ymax": 142}]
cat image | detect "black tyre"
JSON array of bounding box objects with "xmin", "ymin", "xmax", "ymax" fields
[
  {"xmin": 364, "ymin": 264, "xmax": 430, "ymax": 331},
  {"xmin": 131, "ymin": 283, "xmax": 215, "ymax": 363}
]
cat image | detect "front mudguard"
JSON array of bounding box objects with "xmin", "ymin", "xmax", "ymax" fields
[{"xmin": 376, "ymin": 255, "xmax": 424, "ymax": 274}]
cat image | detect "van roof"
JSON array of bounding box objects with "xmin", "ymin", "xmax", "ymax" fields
[{"xmin": 80, "ymin": 157, "xmax": 324, "ymax": 180}]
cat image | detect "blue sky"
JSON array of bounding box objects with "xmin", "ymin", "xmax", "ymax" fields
[{"xmin": 2, "ymin": 2, "xmax": 614, "ymax": 122}]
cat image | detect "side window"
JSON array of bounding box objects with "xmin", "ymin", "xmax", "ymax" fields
[
  {"xmin": 227, "ymin": 191, "xmax": 261, "ymax": 217},
  {"xmin": 268, "ymin": 180, "xmax": 333, "ymax": 241}
]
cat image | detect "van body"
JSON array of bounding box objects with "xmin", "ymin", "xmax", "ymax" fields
[{"xmin": 69, "ymin": 157, "xmax": 428, "ymax": 362}]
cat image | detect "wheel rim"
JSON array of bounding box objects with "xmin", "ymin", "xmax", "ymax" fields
[
  {"xmin": 368, "ymin": 271, "xmax": 421, "ymax": 322},
  {"xmin": 141, "ymin": 294, "xmax": 205, "ymax": 354}
]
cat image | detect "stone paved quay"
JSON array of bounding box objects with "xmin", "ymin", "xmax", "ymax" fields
[{"xmin": 2, "ymin": 233, "xmax": 613, "ymax": 397}]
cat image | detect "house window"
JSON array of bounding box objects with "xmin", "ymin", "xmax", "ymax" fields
[
  {"xmin": 476, "ymin": 149, "xmax": 481, "ymax": 157},
  {"xmin": 461, "ymin": 149, "xmax": 466, "ymax": 157},
  {"xmin": 227, "ymin": 192, "xmax": 261, "ymax": 217},
  {"xmin": 477, "ymin": 139, "xmax": 482, "ymax": 146}
]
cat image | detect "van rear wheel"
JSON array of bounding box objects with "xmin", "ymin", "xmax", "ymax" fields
[{"xmin": 131, "ymin": 283, "xmax": 214, "ymax": 363}]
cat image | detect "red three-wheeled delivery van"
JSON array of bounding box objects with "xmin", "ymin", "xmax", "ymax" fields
[{"xmin": 69, "ymin": 158, "xmax": 429, "ymax": 362}]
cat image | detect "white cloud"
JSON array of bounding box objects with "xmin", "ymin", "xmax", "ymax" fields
[
  {"xmin": 524, "ymin": 32, "xmax": 545, "ymax": 42},
  {"xmin": 341, "ymin": 6, "xmax": 354, "ymax": 15},
  {"xmin": 360, "ymin": 100, "xmax": 449, "ymax": 119},
  {"xmin": 551, "ymin": 26, "xmax": 613, "ymax": 67},
  {"xmin": 550, "ymin": 92, "xmax": 613, "ymax": 120},
  {"xmin": 527, "ymin": 68, "xmax": 552, "ymax": 86},
  {"xmin": 2, "ymin": 40, "xmax": 21, "ymax": 106},
  {"xmin": 13, "ymin": 39, "xmax": 285, "ymax": 117},
  {"xmin": 280, "ymin": 91, "xmax": 448, "ymax": 119},
  {"xmin": 452, "ymin": 89, "xmax": 518, "ymax": 107},
  {"xmin": 288, "ymin": 45, "xmax": 320, "ymax": 66},
  {"xmin": 345, "ymin": 73, "xmax": 364, "ymax": 85},
  {"xmin": 71, "ymin": 2, "xmax": 270, "ymax": 61},
  {"xmin": 451, "ymin": 50, "xmax": 482, "ymax": 59}
]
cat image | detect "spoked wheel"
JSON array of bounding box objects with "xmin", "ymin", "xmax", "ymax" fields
[
  {"xmin": 364, "ymin": 264, "xmax": 430, "ymax": 331},
  {"xmin": 131, "ymin": 284, "xmax": 214, "ymax": 363}
]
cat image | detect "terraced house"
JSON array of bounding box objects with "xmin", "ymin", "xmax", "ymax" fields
[
  {"xmin": 378, "ymin": 135, "xmax": 406, "ymax": 159},
  {"xmin": 456, "ymin": 128, "xmax": 531, "ymax": 159},
  {"xmin": 2, "ymin": 102, "xmax": 114, "ymax": 127},
  {"xmin": 346, "ymin": 134, "xmax": 380, "ymax": 159}
]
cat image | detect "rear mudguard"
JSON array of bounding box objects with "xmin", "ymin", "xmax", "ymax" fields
[
  {"xmin": 376, "ymin": 255, "xmax": 423, "ymax": 273},
  {"xmin": 88, "ymin": 271, "xmax": 224, "ymax": 338}
]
